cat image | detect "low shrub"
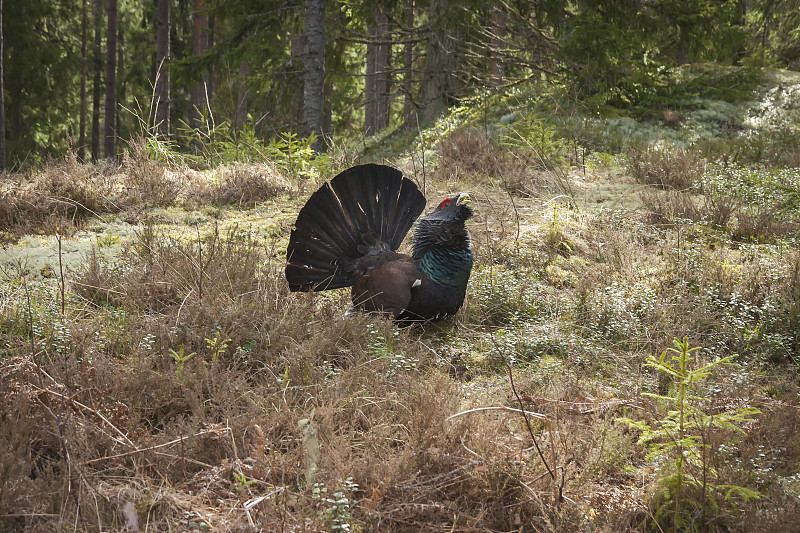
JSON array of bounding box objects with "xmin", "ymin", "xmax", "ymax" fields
[{"xmin": 627, "ymin": 145, "xmax": 705, "ymax": 190}]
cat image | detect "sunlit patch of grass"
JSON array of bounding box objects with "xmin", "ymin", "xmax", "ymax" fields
[{"xmin": 467, "ymin": 265, "xmax": 551, "ymax": 326}]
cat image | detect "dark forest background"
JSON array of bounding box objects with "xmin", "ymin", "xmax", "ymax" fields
[{"xmin": 1, "ymin": 0, "xmax": 798, "ymax": 169}]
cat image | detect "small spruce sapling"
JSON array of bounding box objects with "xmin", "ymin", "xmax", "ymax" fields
[{"xmin": 617, "ymin": 337, "xmax": 760, "ymax": 531}]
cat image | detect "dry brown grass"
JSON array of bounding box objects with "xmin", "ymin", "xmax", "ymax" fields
[
  {"xmin": 0, "ymin": 144, "xmax": 291, "ymax": 240},
  {"xmin": 639, "ymin": 188, "xmax": 740, "ymax": 228},
  {"xmin": 639, "ymin": 189, "xmax": 702, "ymax": 225},
  {"xmin": 0, "ymin": 220, "xmax": 570, "ymax": 531},
  {"xmin": 627, "ymin": 145, "xmax": 705, "ymax": 190},
  {"xmin": 121, "ymin": 137, "xmax": 181, "ymax": 207},
  {"xmin": 733, "ymin": 204, "xmax": 800, "ymax": 243},
  {"xmin": 637, "ymin": 172, "xmax": 800, "ymax": 244},
  {"xmin": 436, "ymin": 128, "xmax": 510, "ymax": 184},
  {"xmin": 184, "ymin": 162, "xmax": 291, "ymax": 208},
  {"xmin": 661, "ymin": 109, "xmax": 684, "ymax": 129},
  {"xmin": 0, "ymin": 152, "xmax": 116, "ymax": 234},
  {"xmin": 435, "ymin": 128, "xmax": 558, "ymax": 198}
]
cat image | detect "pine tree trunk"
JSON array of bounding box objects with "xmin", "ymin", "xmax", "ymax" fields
[
  {"xmin": 403, "ymin": 0, "xmax": 415, "ymax": 123},
  {"xmin": 323, "ymin": 80, "xmax": 331, "ymax": 138},
  {"xmin": 104, "ymin": 0, "xmax": 117, "ymax": 160},
  {"xmin": 156, "ymin": 0, "xmax": 171, "ymax": 139},
  {"xmin": 374, "ymin": 4, "xmax": 389, "ymax": 132},
  {"xmin": 0, "ymin": 0, "xmax": 6, "ymax": 170},
  {"xmin": 489, "ymin": 6, "xmax": 504, "ymax": 89},
  {"xmin": 421, "ymin": 0, "xmax": 452, "ymax": 124},
  {"xmin": 303, "ymin": 0, "xmax": 325, "ymax": 151},
  {"xmin": 78, "ymin": 0, "xmax": 88, "ymax": 162},
  {"xmin": 205, "ymin": 14, "xmax": 214, "ymax": 99},
  {"xmin": 365, "ymin": 3, "xmax": 389, "ymax": 135},
  {"xmin": 116, "ymin": 17, "xmax": 124, "ymax": 144},
  {"xmin": 190, "ymin": 0, "xmax": 206, "ymax": 130},
  {"xmin": 675, "ymin": 20, "xmax": 688, "ymax": 65},
  {"xmin": 91, "ymin": 0, "xmax": 102, "ymax": 161},
  {"xmin": 290, "ymin": 30, "xmax": 305, "ymax": 129},
  {"xmin": 364, "ymin": 12, "xmax": 377, "ymax": 136},
  {"xmin": 235, "ymin": 60, "xmax": 249, "ymax": 131}
]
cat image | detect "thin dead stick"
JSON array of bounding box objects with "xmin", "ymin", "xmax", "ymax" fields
[
  {"xmin": 56, "ymin": 226, "xmax": 65, "ymax": 315},
  {"xmin": 228, "ymin": 421, "xmax": 238, "ymax": 461},
  {"xmin": 529, "ymin": 465, "xmax": 564, "ymax": 485},
  {"xmin": 49, "ymin": 195, "xmax": 109, "ymax": 221},
  {"xmin": 489, "ymin": 330, "xmax": 556, "ymax": 476},
  {"xmin": 520, "ymin": 395, "xmax": 641, "ymax": 415},
  {"xmin": 245, "ymin": 487, "xmax": 285, "ymax": 510},
  {"xmin": 153, "ymin": 451, "xmax": 214, "ymax": 469},
  {"xmin": 244, "ymin": 505, "xmax": 257, "ymax": 530},
  {"xmin": 520, "ymin": 477, "xmax": 577, "ymax": 505},
  {"xmin": 447, "ymin": 406, "xmax": 548, "ymax": 421},
  {"xmin": 69, "ymin": 413, "xmax": 130, "ymax": 449},
  {"xmin": 175, "ymin": 287, "xmax": 194, "ymax": 327},
  {"xmin": 79, "ymin": 428, "xmax": 225, "ymax": 465},
  {"xmin": 192, "ymin": 509, "xmax": 215, "ymax": 531},
  {"xmin": 180, "ymin": 432, "xmax": 185, "ymax": 482},
  {"xmin": 35, "ymin": 386, "xmax": 137, "ymax": 449},
  {"xmin": 0, "ymin": 513, "xmax": 61, "ymax": 518},
  {"xmin": 70, "ymin": 280, "xmax": 126, "ymax": 295}
]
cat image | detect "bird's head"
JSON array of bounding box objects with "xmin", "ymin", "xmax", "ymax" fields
[
  {"xmin": 424, "ymin": 193, "xmax": 473, "ymax": 222},
  {"xmin": 412, "ymin": 192, "xmax": 473, "ymax": 261}
]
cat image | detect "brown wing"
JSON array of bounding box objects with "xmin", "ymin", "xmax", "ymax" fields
[{"xmin": 351, "ymin": 258, "xmax": 422, "ymax": 318}]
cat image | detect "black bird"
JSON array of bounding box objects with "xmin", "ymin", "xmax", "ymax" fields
[{"xmin": 285, "ymin": 164, "xmax": 473, "ymax": 322}]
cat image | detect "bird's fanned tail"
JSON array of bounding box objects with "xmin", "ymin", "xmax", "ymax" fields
[{"xmin": 285, "ymin": 164, "xmax": 426, "ymax": 292}]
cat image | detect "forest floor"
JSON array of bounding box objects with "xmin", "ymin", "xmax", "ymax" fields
[{"xmin": 2, "ymin": 67, "xmax": 800, "ymax": 532}]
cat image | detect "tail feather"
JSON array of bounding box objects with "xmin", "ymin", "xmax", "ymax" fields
[
  {"xmin": 286, "ymin": 164, "xmax": 426, "ymax": 292},
  {"xmin": 386, "ymin": 179, "xmax": 430, "ymax": 248}
]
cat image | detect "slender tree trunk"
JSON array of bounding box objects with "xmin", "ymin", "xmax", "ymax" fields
[
  {"xmin": 290, "ymin": 30, "xmax": 305, "ymax": 128},
  {"xmin": 303, "ymin": 0, "xmax": 325, "ymax": 151},
  {"xmin": 91, "ymin": 0, "xmax": 102, "ymax": 161},
  {"xmin": 0, "ymin": 0, "xmax": 6, "ymax": 170},
  {"xmin": 156, "ymin": 0, "xmax": 171, "ymax": 139},
  {"xmin": 676, "ymin": 33, "xmax": 687, "ymax": 65},
  {"xmin": 364, "ymin": 11, "xmax": 377, "ymax": 135},
  {"xmin": 323, "ymin": 80, "xmax": 331, "ymax": 138},
  {"xmin": 78, "ymin": 0, "xmax": 88, "ymax": 162},
  {"xmin": 235, "ymin": 60, "xmax": 248, "ymax": 131},
  {"xmin": 116, "ymin": 18, "xmax": 124, "ymax": 144},
  {"xmin": 374, "ymin": 4, "xmax": 389, "ymax": 132},
  {"xmin": 489, "ymin": 6, "xmax": 505, "ymax": 89},
  {"xmin": 104, "ymin": 0, "xmax": 117, "ymax": 159},
  {"xmin": 403, "ymin": 0, "xmax": 415, "ymax": 123},
  {"xmin": 190, "ymin": 0, "xmax": 205, "ymax": 129},
  {"xmin": 421, "ymin": 0, "xmax": 452, "ymax": 124},
  {"xmin": 205, "ymin": 13, "xmax": 214, "ymax": 100},
  {"xmin": 734, "ymin": 1, "xmax": 746, "ymax": 61},
  {"xmin": 365, "ymin": 2, "xmax": 389, "ymax": 135}
]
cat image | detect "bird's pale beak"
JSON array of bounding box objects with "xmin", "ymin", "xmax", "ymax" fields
[{"xmin": 456, "ymin": 193, "xmax": 472, "ymax": 206}]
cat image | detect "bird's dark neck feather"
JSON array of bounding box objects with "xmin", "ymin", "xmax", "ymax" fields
[
  {"xmin": 412, "ymin": 219, "xmax": 472, "ymax": 285},
  {"xmin": 418, "ymin": 249, "xmax": 472, "ymax": 286}
]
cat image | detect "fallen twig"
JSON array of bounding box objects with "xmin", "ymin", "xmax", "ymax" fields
[
  {"xmin": 79, "ymin": 428, "xmax": 226, "ymax": 465},
  {"xmin": 520, "ymin": 395, "xmax": 643, "ymax": 415},
  {"xmin": 447, "ymin": 405, "xmax": 548, "ymax": 421},
  {"xmin": 35, "ymin": 386, "xmax": 138, "ymax": 449}
]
